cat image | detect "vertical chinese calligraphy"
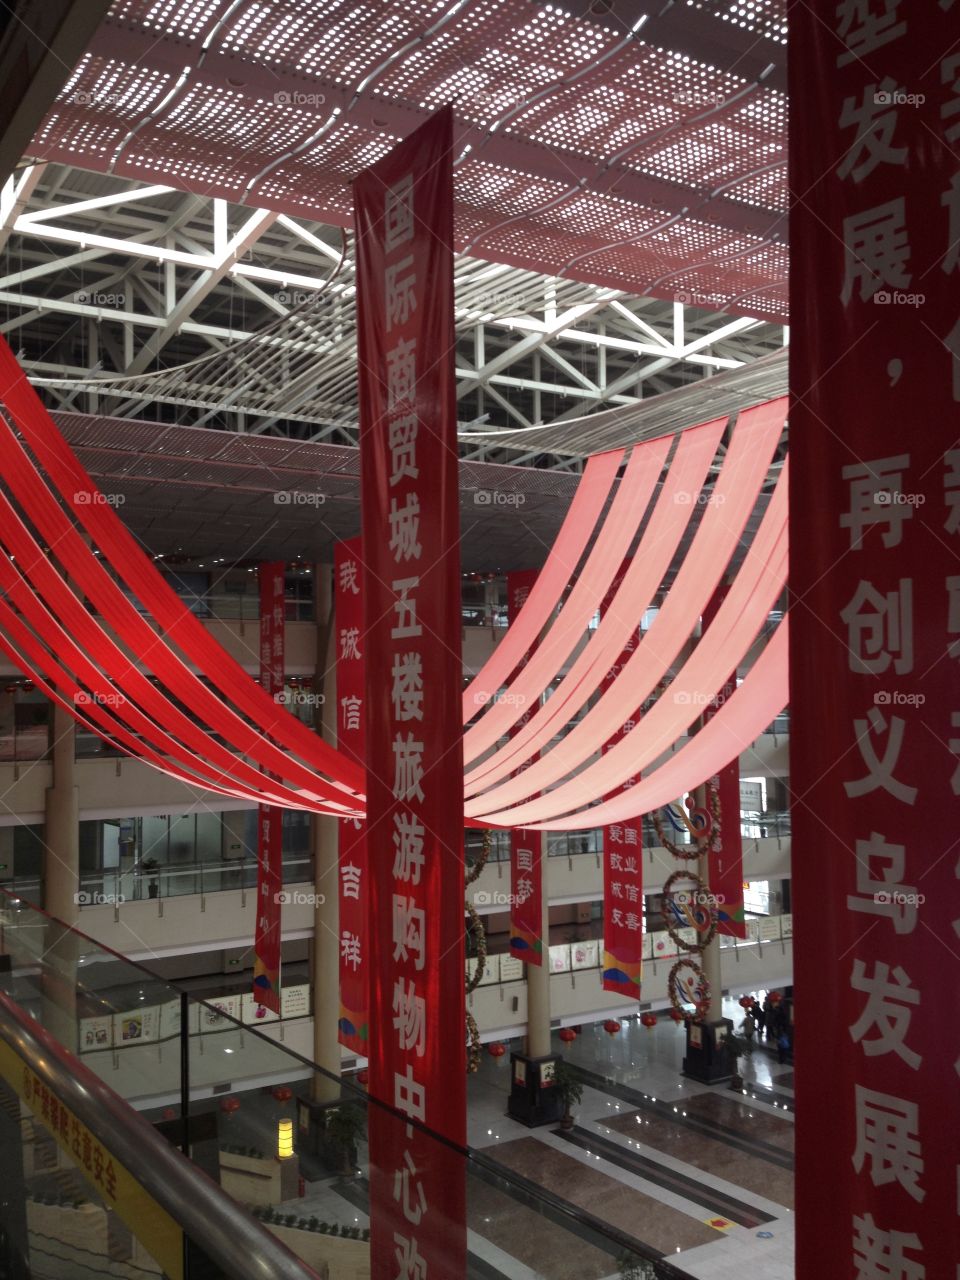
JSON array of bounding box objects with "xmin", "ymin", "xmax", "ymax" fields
[
  {"xmin": 790, "ymin": 6, "xmax": 959, "ymax": 1276},
  {"xmin": 253, "ymin": 561, "xmax": 285, "ymax": 1013},
  {"xmin": 355, "ymin": 106, "xmax": 466, "ymax": 1280},
  {"xmin": 335, "ymin": 537, "xmax": 368, "ymax": 1055}
]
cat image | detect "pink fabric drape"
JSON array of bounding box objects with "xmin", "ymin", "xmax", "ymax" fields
[
  {"xmin": 464, "ymin": 415, "xmax": 726, "ymax": 787},
  {"xmin": 466, "ymin": 399, "xmax": 786, "ymax": 816},
  {"xmin": 462, "ymin": 436, "xmax": 668, "ymax": 760},
  {"xmin": 462, "ymin": 448, "xmax": 624, "ymax": 720}
]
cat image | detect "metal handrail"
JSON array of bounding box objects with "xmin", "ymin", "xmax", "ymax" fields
[{"xmin": 0, "ymin": 991, "xmax": 324, "ymax": 1280}]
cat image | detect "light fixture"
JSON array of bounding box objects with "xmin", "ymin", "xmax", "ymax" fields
[{"xmin": 277, "ymin": 1118, "xmax": 294, "ymax": 1159}]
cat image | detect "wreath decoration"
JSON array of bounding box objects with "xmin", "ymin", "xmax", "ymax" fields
[
  {"xmin": 668, "ymin": 957, "xmax": 711, "ymax": 1024},
  {"xmin": 466, "ymin": 1010, "xmax": 482, "ymax": 1074},
  {"xmin": 465, "ymin": 837, "xmax": 489, "ymax": 1072},
  {"xmin": 651, "ymin": 805, "xmax": 700, "ymax": 861},
  {"xmin": 465, "ymin": 829, "xmax": 492, "ymax": 887},
  {"xmin": 660, "ymin": 870, "xmax": 718, "ymax": 950}
]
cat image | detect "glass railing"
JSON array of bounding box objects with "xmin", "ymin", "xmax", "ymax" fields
[
  {"xmin": 75, "ymin": 851, "xmax": 314, "ymax": 906},
  {"xmin": 0, "ymin": 888, "xmax": 695, "ymax": 1280}
]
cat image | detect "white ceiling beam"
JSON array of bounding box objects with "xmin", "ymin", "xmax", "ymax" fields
[{"xmin": 16, "ymin": 184, "xmax": 176, "ymax": 224}]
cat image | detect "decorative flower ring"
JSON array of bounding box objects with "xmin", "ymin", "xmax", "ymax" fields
[
  {"xmin": 466, "ymin": 1010, "xmax": 482, "ymax": 1074},
  {"xmin": 668, "ymin": 958, "xmax": 711, "ymax": 1023},
  {"xmin": 661, "ymin": 869, "xmax": 718, "ymax": 950},
  {"xmin": 464, "ymin": 901, "xmax": 487, "ymax": 994}
]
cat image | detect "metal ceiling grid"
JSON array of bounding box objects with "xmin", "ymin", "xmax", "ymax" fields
[{"xmin": 25, "ymin": 0, "xmax": 788, "ymax": 322}]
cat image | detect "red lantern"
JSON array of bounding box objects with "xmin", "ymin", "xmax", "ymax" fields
[
  {"xmin": 558, "ymin": 1027, "xmax": 577, "ymax": 1044},
  {"xmin": 219, "ymin": 1097, "xmax": 240, "ymax": 1114},
  {"xmin": 739, "ymin": 995, "xmax": 754, "ymax": 1010},
  {"xmin": 486, "ymin": 1042, "xmax": 506, "ymax": 1058},
  {"xmin": 668, "ymin": 1008, "xmax": 685, "ymax": 1023},
  {"xmin": 769, "ymin": 991, "xmax": 782, "ymax": 1006},
  {"xmin": 271, "ymin": 1086, "xmax": 292, "ymax": 1102},
  {"xmin": 356, "ymin": 1069, "xmax": 369, "ymax": 1086},
  {"xmin": 162, "ymin": 1107, "xmax": 177, "ymax": 1121},
  {"xmin": 639, "ymin": 1013, "xmax": 657, "ymax": 1029},
  {"xmin": 603, "ymin": 1019, "xmax": 622, "ymax": 1035}
]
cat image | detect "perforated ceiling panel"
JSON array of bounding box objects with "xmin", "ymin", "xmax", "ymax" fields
[{"xmin": 27, "ymin": 0, "xmax": 789, "ymax": 320}]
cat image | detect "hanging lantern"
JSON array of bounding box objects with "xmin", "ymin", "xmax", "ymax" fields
[
  {"xmin": 162, "ymin": 1107, "xmax": 177, "ymax": 1121},
  {"xmin": 639, "ymin": 1013, "xmax": 657, "ymax": 1029},
  {"xmin": 277, "ymin": 1118, "xmax": 294, "ymax": 1160},
  {"xmin": 739, "ymin": 995, "xmax": 754, "ymax": 1010},
  {"xmin": 219, "ymin": 1097, "xmax": 240, "ymax": 1114},
  {"xmin": 486, "ymin": 1042, "xmax": 506, "ymax": 1058},
  {"xmin": 558, "ymin": 1027, "xmax": 577, "ymax": 1044},
  {"xmin": 603, "ymin": 1019, "xmax": 622, "ymax": 1035},
  {"xmin": 769, "ymin": 991, "xmax": 782, "ymax": 1006},
  {"xmin": 356, "ymin": 1069, "xmax": 369, "ymax": 1086},
  {"xmin": 668, "ymin": 1008, "xmax": 685, "ymax": 1023},
  {"xmin": 271, "ymin": 1085, "xmax": 293, "ymax": 1102}
]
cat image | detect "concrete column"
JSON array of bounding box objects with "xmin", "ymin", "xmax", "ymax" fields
[
  {"xmin": 43, "ymin": 699, "xmax": 79, "ymax": 925},
  {"xmin": 310, "ymin": 564, "xmax": 341, "ymax": 1102},
  {"xmin": 524, "ymin": 832, "xmax": 551, "ymax": 1058}
]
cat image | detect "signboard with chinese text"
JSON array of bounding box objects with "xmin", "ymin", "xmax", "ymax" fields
[
  {"xmin": 253, "ymin": 561, "xmax": 285, "ymax": 1012},
  {"xmin": 0, "ymin": 1037, "xmax": 184, "ymax": 1279},
  {"xmin": 355, "ymin": 106, "xmax": 466, "ymax": 1280},
  {"xmin": 335, "ymin": 537, "xmax": 369, "ymax": 1055},
  {"xmin": 790, "ymin": 7, "xmax": 959, "ymax": 1274},
  {"xmin": 506, "ymin": 569, "xmax": 544, "ymax": 964}
]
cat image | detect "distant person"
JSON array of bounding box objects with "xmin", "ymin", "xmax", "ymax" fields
[
  {"xmin": 777, "ymin": 1029, "xmax": 791, "ymax": 1064},
  {"xmin": 751, "ymin": 998, "xmax": 765, "ymax": 1038},
  {"xmin": 763, "ymin": 994, "xmax": 774, "ymax": 1032}
]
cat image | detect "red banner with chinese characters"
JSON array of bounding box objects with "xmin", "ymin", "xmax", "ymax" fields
[
  {"xmin": 790, "ymin": 7, "xmax": 959, "ymax": 1277},
  {"xmin": 335, "ymin": 538, "xmax": 368, "ymax": 1055},
  {"xmin": 700, "ymin": 584, "xmax": 746, "ymax": 939},
  {"xmin": 355, "ymin": 106, "xmax": 466, "ymax": 1280},
  {"xmin": 253, "ymin": 561, "xmax": 284, "ymax": 1012},
  {"xmin": 599, "ymin": 561, "xmax": 643, "ymax": 998},
  {"xmin": 507, "ymin": 569, "xmax": 544, "ymax": 965}
]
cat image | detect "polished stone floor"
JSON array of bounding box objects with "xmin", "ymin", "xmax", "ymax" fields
[{"xmin": 467, "ymin": 997, "xmax": 795, "ymax": 1280}]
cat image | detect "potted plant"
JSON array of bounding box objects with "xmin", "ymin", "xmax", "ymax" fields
[
  {"xmin": 324, "ymin": 1104, "xmax": 366, "ymax": 1176},
  {"xmin": 553, "ymin": 1060, "xmax": 583, "ymax": 1130},
  {"xmin": 726, "ymin": 1018, "xmax": 756, "ymax": 1090}
]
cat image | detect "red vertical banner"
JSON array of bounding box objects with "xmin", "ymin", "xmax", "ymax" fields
[
  {"xmin": 791, "ymin": 7, "xmax": 959, "ymax": 1277},
  {"xmin": 335, "ymin": 538, "xmax": 368, "ymax": 1055},
  {"xmin": 355, "ymin": 106, "xmax": 466, "ymax": 1280},
  {"xmin": 700, "ymin": 585, "xmax": 746, "ymax": 939},
  {"xmin": 253, "ymin": 561, "xmax": 285, "ymax": 1012},
  {"xmin": 599, "ymin": 562, "xmax": 643, "ymax": 998},
  {"xmin": 506, "ymin": 569, "xmax": 544, "ymax": 965}
]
